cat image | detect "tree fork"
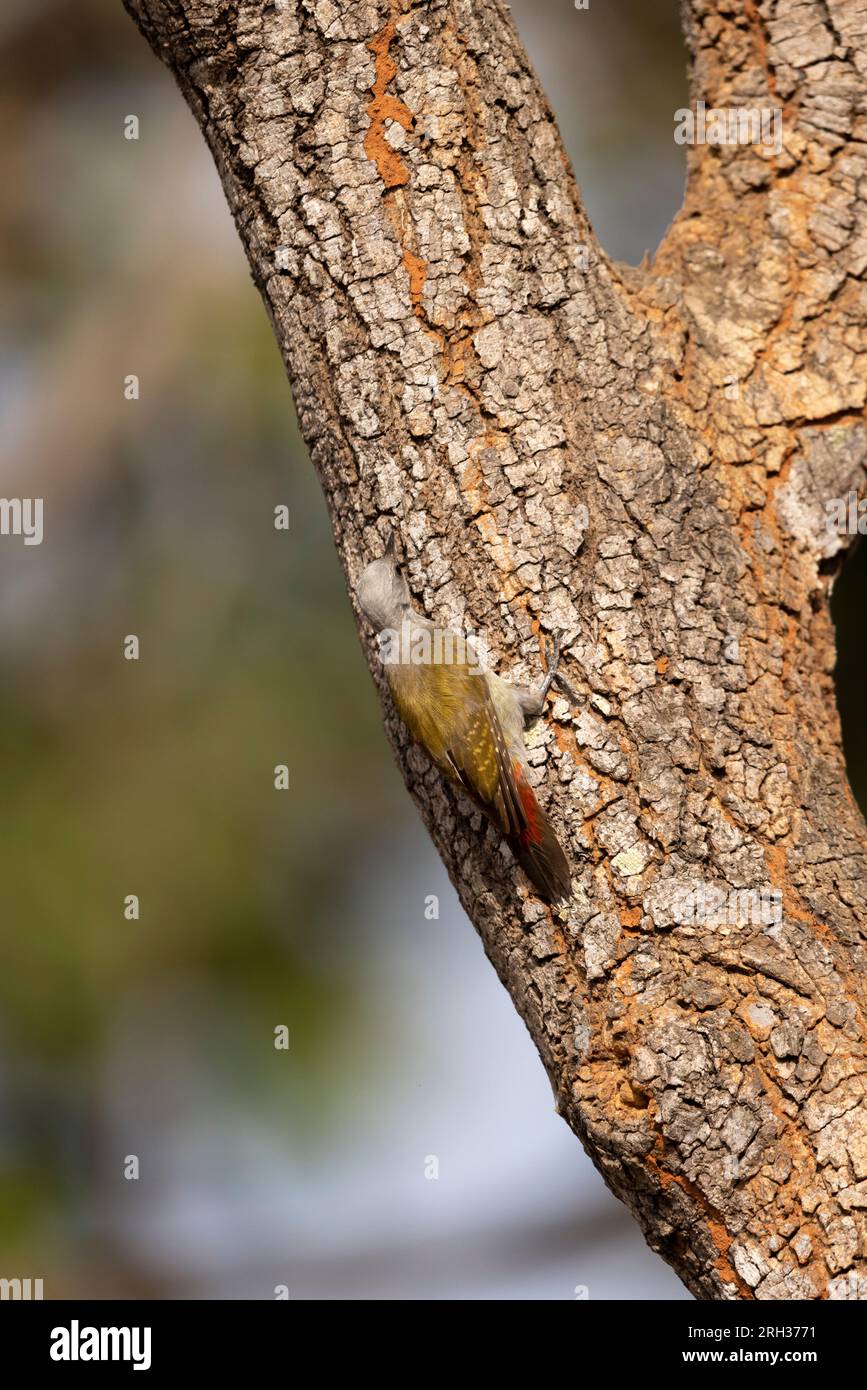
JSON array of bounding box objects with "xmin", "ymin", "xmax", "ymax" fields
[{"xmin": 123, "ymin": 0, "xmax": 867, "ymax": 1299}]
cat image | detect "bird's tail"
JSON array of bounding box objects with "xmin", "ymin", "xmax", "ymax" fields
[{"xmin": 511, "ymin": 762, "xmax": 572, "ymax": 905}]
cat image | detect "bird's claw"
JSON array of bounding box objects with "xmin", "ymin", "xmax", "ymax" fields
[{"xmin": 542, "ymin": 630, "xmax": 580, "ymax": 705}]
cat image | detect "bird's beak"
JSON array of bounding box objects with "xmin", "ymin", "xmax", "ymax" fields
[{"xmin": 383, "ymin": 530, "xmax": 396, "ymax": 560}]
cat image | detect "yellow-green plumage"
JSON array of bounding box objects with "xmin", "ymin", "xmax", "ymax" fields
[
  {"xmin": 355, "ymin": 544, "xmax": 571, "ymax": 903},
  {"xmin": 387, "ymin": 656, "xmax": 504, "ymax": 820}
]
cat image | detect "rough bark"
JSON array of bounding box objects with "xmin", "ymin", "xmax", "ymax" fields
[{"xmin": 123, "ymin": 0, "xmax": 867, "ymax": 1299}]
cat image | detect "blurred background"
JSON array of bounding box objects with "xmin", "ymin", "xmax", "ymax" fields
[{"xmin": 0, "ymin": 0, "xmax": 862, "ymax": 1301}]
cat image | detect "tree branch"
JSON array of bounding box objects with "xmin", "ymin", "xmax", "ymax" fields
[{"xmin": 123, "ymin": 0, "xmax": 867, "ymax": 1299}]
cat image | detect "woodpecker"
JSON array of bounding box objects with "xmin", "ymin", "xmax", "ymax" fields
[{"xmin": 356, "ymin": 536, "xmax": 573, "ymax": 904}]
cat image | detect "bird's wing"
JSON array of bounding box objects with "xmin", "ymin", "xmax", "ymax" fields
[
  {"xmin": 453, "ymin": 675, "xmax": 571, "ymax": 903},
  {"xmin": 388, "ymin": 648, "xmax": 571, "ymax": 903},
  {"xmin": 390, "ymin": 656, "xmax": 525, "ymax": 838}
]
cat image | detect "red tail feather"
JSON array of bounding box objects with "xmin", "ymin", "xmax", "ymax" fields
[{"xmin": 511, "ymin": 761, "xmax": 571, "ymax": 904}]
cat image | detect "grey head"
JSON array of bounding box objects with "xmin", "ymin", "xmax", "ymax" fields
[{"xmin": 356, "ymin": 533, "xmax": 412, "ymax": 631}]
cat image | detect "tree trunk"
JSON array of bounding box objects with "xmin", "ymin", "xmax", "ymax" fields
[{"xmin": 123, "ymin": 0, "xmax": 867, "ymax": 1299}]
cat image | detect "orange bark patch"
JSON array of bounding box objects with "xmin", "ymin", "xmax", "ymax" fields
[
  {"xmin": 765, "ymin": 842, "xmax": 830, "ymax": 941},
  {"xmin": 402, "ymin": 249, "xmax": 427, "ymax": 315},
  {"xmin": 364, "ymin": 15, "xmax": 414, "ymax": 190},
  {"xmin": 646, "ymin": 1152, "xmax": 754, "ymax": 1298}
]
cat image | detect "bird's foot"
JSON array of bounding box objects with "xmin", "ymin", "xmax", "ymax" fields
[
  {"xmin": 519, "ymin": 631, "xmax": 579, "ymax": 720},
  {"xmin": 543, "ymin": 630, "xmax": 580, "ymax": 705}
]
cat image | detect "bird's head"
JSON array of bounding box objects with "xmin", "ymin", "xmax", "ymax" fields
[{"xmin": 356, "ymin": 533, "xmax": 412, "ymax": 632}]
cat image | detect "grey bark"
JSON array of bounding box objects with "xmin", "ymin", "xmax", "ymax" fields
[{"xmin": 123, "ymin": 0, "xmax": 867, "ymax": 1299}]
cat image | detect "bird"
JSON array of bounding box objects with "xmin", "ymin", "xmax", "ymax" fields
[{"xmin": 355, "ymin": 534, "xmax": 573, "ymax": 904}]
